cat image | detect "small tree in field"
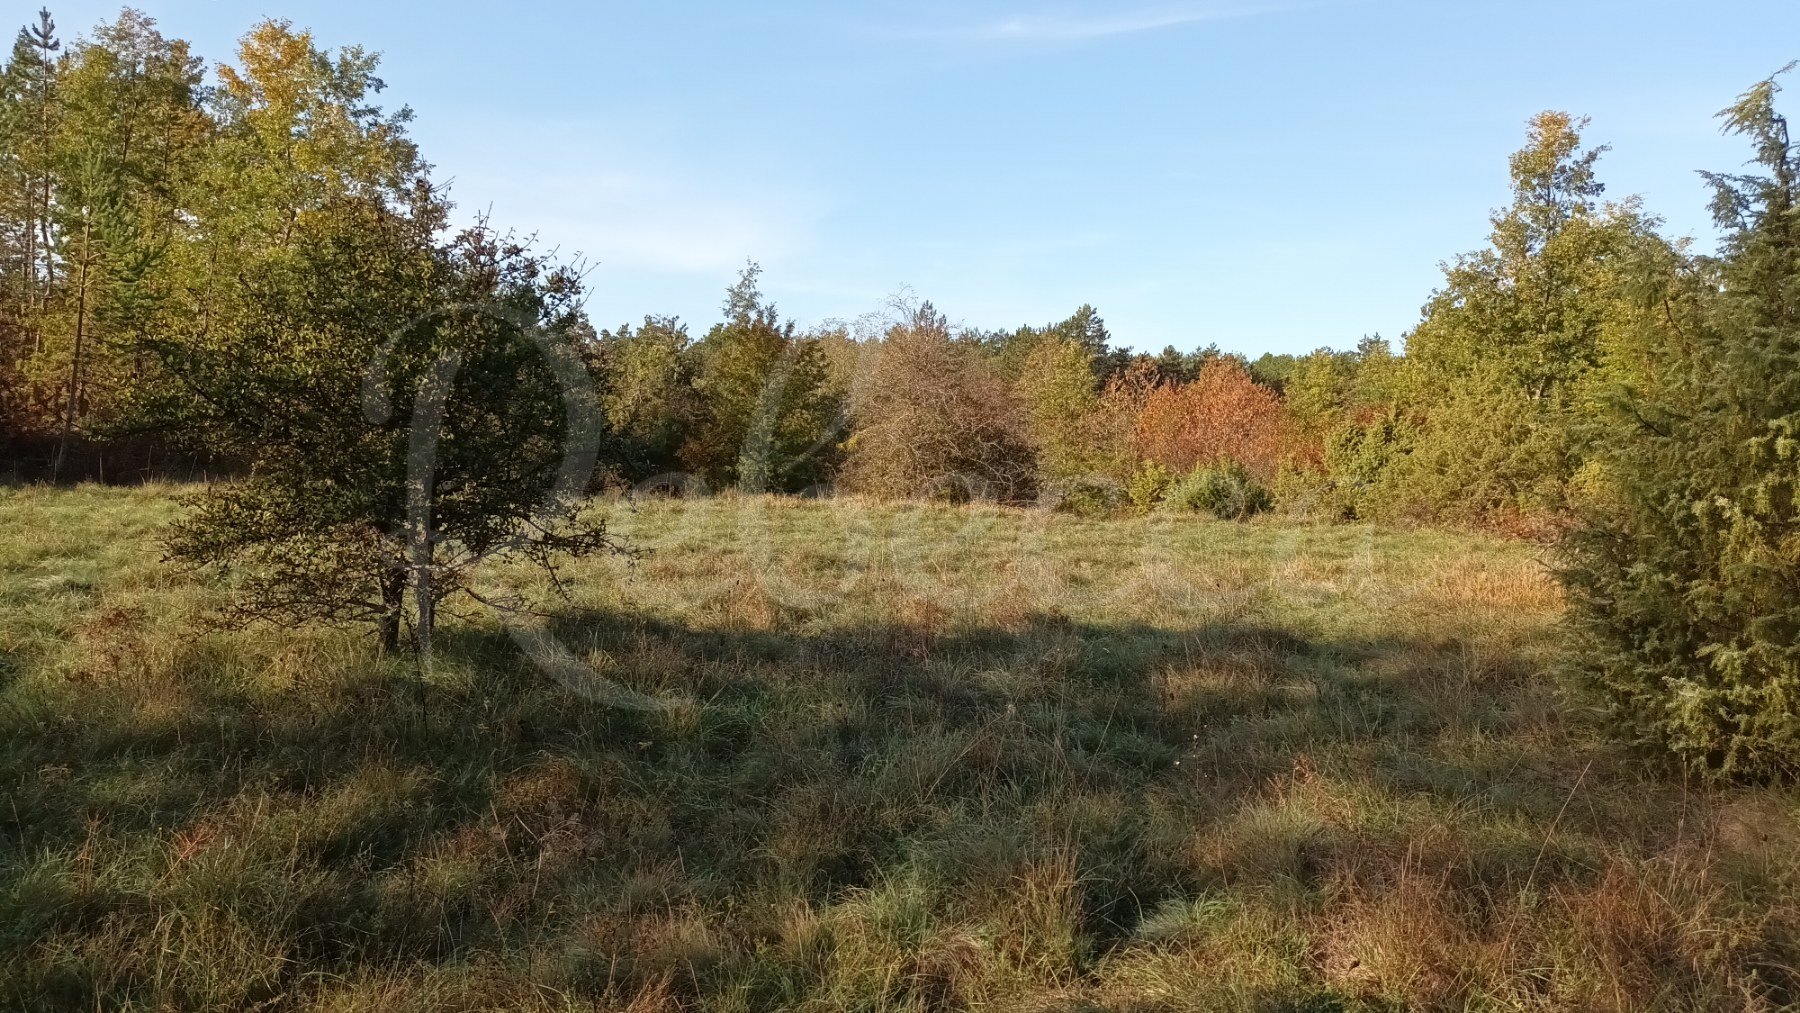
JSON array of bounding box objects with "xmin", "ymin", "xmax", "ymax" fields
[
  {"xmin": 843, "ymin": 301, "xmax": 1035, "ymax": 503},
  {"xmin": 1562, "ymin": 68, "xmax": 1800, "ymax": 780},
  {"xmin": 155, "ymin": 195, "xmax": 619, "ymax": 653}
]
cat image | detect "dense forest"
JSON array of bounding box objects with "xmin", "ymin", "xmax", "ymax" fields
[{"xmin": 3, "ymin": 8, "xmax": 1799, "ymax": 779}]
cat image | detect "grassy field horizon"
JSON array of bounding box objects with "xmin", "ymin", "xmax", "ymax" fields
[{"xmin": 3, "ymin": 484, "xmax": 1797, "ymax": 1011}]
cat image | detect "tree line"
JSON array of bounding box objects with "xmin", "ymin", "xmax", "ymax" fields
[
  {"xmin": 3, "ymin": 9, "xmax": 1799, "ymax": 779},
  {"xmin": 0, "ymin": 7, "xmax": 1686, "ymax": 532},
  {"xmin": 587, "ymin": 105, "xmax": 1666, "ymax": 536},
  {"xmin": 0, "ymin": 8, "xmax": 1657, "ymax": 528}
]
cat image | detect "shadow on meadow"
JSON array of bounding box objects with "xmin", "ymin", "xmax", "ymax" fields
[{"xmin": 2, "ymin": 606, "xmax": 1796, "ymax": 1011}]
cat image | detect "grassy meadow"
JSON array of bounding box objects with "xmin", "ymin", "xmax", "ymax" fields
[{"xmin": 2, "ymin": 484, "xmax": 1798, "ymax": 1011}]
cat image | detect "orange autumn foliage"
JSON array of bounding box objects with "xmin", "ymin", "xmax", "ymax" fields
[{"xmin": 1131, "ymin": 359, "xmax": 1301, "ymax": 479}]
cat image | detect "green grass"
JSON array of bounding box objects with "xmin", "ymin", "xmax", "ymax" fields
[{"xmin": 2, "ymin": 484, "xmax": 1797, "ymax": 1011}]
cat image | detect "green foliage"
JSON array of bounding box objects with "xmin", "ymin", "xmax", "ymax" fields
[
  {"xmin": 0, "ymin": 12, "xmax": 423, "ymax": 477},
  {"xmin": 1321, "ymin": 408, "xmax": 1415, "ymax": 520},
  {"xmin": 206, "ymin": 19, "xmax": 425, "ymax": 248},
  {"xmin": 1561, "ymin": 67, "xmax": 1800, "ymax": 780},
  {"xmin": 1247, "ymin": 351, "xmax": 1298, "ymax": 391},
  {"xmin": 156, "ymin": 197, "xmax": 619, "ymax": 651},
  {"xmin": 1390, "ymin": 112, "xmax": 1671, "ymax": 527},
  {"xmin": 1163, "ymin": 461, "xmax": 1273, "ymax": 520},
  {"xmin": 1016, "ymin": 335, "xmax": 1123, "ymax": 483},
  {"xmin": 1280, "ymin": 349, "xmax": 1352, "ymax": 437},
  {"xmin": 1377, "ymin": 368, "xmax": 1575, "ymax": 527},
  {"xmin": 1126, "ymin": 459, "xmax": 1174, "ymax": 514},
  {"xmin": 1148, "ymin": 343, "xmax": 1200, "ymax": 383},
  {"xmin": 1045, "ymin": 474, "xmax": 1124, "ymax": 516},
  {"xmin": 595, "ymin": 314, "xmax": 695, "ymax": 483},
  {"xmin": 0, "ymin": 10, "xmax": 209, "ymax": 470},
  {"xmin": 1408, "ymin": 113, "xmax": 1632, "ymax": 397},
  {"xmin": 0, "ymin": 9, "xmax": 60, "ymax": 315},
  {"xmin": 983, "ymin": 303, "xmax": 1128, "ymax": 381},
  {"xmin": 681, "ymin": 263, "xmax": 841, "ymax": 493},
  {"xmin": 1268, "ymin": 461, "xmax": 1335, "ymax": 520}
]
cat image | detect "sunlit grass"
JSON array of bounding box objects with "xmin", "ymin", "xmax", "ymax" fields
[{"xmin": 1, "ymin": 484, "xmax": 1795, "ymax": 1011}]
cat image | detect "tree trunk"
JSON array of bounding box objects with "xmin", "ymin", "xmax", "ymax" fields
[
  {"xmin": 378, "ymin": 572, "xmax": 406, "ymax": 654},
  {"xmin": 38, "ymin": 196, "xmax": 54, "ymax": 291},
  {"xmin": 414, "ymin": 569, "xmax": 434, "ymax": 662},
  {"xmin": 53, "ymin": 220, "xmax": 92, "ymax": 484},
  {"xmin": 21, "ymin": 181, "xmax": 37, "ymax": 327}
]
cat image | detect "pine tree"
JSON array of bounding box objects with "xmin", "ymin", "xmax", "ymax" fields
[
  {"xmin": 0, "ymin": 10, "xmax": 59, "ymax": 454},
  {"xmin": 19, "ymin": 11, "xmax": 210, "ymax": 473},
  {"xmin": 6, "ymin": 9, "xmax": 59, "ymax": 310},
  {"xmin": 1561, "ymin": 66, "xmax": 1800, "ymax": 779}
]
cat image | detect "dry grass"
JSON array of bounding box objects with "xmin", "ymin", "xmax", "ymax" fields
[{"xmin": 1, "ymin": 483, "xmax": 1796, "ymax": 1011}]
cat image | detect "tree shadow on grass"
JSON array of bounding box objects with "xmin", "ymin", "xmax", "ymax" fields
[{"xmin": 0, "ymin": 607, "xmax": 1778, "ymax": 1011}]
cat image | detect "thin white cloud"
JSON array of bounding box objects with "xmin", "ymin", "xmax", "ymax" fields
[{"xmin": 907, "ymin": 2, "xmax": 1308, "ymax": 43}]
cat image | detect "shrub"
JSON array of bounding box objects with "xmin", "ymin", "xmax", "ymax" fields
[
  {"xmin": 1163, "ymin": 462, "xmax": 1272, "ymax": 521},
  {"xmin": 1373, "ymin": 368, "xmax": 1575, "ymax": 528},
  {"xmin": 1321, "ymin": 405, "xmax": 1417, "ymax": 521},
  {"xmin": 1126, "ymin": 461, "xmax": 1174, "ymax": 514},
  {"xmin": 1046, "ymin": 475, "xmax": 1125, "ymax": 517},
  {"xmin": 841, "ymin": 303, "xmax": 1036, "ymax": 504},
  {"xmin": 1269, "ymin": 462, "xmax": 1335, "ymax": 521}
]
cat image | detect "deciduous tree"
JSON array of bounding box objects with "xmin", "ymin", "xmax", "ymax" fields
[
  {"xmin": 842, "ymin": 301, "xmax": 1034, "ymax": 502},
  {"xmin": 159, "ymin": 197, "xmax": 617, "ymax": 653},
  {"xmin": 1132, "ymin": 358, "xmax": 1296, "ymax": 480}
]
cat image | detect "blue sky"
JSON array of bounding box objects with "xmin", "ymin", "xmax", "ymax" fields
[{"xmin": 41, "ymin": 0, "xmax": 1800, "ymax": 355}]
